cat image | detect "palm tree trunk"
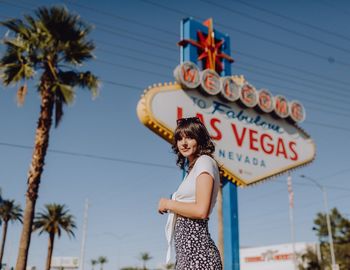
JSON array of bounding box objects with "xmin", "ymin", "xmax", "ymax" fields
[
  {"xmin": 0, "ymin": 221, "xmax": 8, "ymax": 266},
  {"xmin": 217, "ymin": 184, "xmax": 224, "ymax": 265},
  {"xmin": 45, "ymin": 233, "xmax": 55, "ymax": 270},
  {"xmin": 15, "ymin": 86, "xmax": 54, "ymax": 270}
]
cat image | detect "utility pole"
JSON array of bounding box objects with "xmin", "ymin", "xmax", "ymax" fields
[
  {"xmin": 287, "ymin": 174, "xmax": 297, "ymax": 270},
  {"xmin": 300, "ymin": 175, "xmax": 337, "ymax": 270},
  {"xmin": 79, "ymin": 199, "xmax": 89, "ymax": 270}
]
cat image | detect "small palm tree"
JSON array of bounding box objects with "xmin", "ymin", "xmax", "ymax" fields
[
  {"xmin": 139, "ymin": 252, "xmax": 152, "ymax": 270},
  {"xmin": 91, "ymin": 259, "xmax": 97, "ymax": 270},
  {"xmin": 0, "ymin": 7, "xmax": 98, "ymax": 270},
  {"xmin": 0, "ymin": 200, "xmax": 23, "ymax": 267},
  {"xmin": 33, "ymin": 204, "xmax": 76, "ymax": 270},
  {"xmin": 97, "ymin": 256, "xmax": 107, "ymax": 270}
]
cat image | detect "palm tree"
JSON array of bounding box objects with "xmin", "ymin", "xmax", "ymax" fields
[
  {"xmin": 0, "ymin": 200, "xmax": 23, "ymax": 267},
  {"xmin": 97, "ymin": 256, "xmax": 107, "ymax": 270},
  {"xmin": 33, "ymin": 204, "xmax": 76, "ymax": 270},
  {"xmin": 90, "ymin": 259, "xmax": 97, "ymax": 270},
  {"xmin": 139, "ymin": 252, "xmax": 152, "ymax": 270},
  {"xmin": 0, "ymin": 6, "xmax": 98, "ymax": 270}
]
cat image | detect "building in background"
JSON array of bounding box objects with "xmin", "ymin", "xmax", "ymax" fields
[
  {"xmin": 51, "ymin": 257, "xmax": 79, "ymax": 270},
  {"xmin": 240, "ymin": 242, "xmax": 317, "ymax": 270}
]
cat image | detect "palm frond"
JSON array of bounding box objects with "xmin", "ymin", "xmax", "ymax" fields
[
  {"xmin": 63, "ymin": 40, "xmax": 94, "ymax": 64},
  {"xmin": 0, "ymin": 19, "xmax": 31, "ymax": 40},
  {"xmin": 57, "ymin": 70, "xmax": 99, "ymax": 98},
  {"xmin": 54, "ymin": 97, "xmax": 64, "ymax": 128},
  {"xmin": 17, "ymin": 84, "xmax": 28, "ymax": 106}
]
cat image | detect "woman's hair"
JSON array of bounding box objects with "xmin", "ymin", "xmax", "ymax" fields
[{"xmin": 172, "ymin": 117, "xmax": 215, "ymax": 170}]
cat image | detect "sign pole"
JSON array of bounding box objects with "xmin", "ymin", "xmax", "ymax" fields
[{"xmin": 222, "ymin": 178, "xmax": 240, "ymax": 270}]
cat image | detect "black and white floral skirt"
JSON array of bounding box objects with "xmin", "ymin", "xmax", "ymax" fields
[{"xmin": 174, "ymin": 216, "xmax": 223, "ymax": 270}]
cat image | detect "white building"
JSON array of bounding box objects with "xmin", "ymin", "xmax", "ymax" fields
[
  {"xmin": 240, "ymin": 242, "xmax": 317, "ymax": 270},
  {"xmin": 51, "ymin": 257, "xmax": 79, "ymax": 270}
]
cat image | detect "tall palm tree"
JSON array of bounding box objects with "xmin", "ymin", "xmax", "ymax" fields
[
  {"xmin": 0, "ymin": 200, "xmax": 23, "ymax": 267},
  {"xmin": 97, "ymin": 256, "xmax": 107, "ymax": 270},
  {"xmin": 90, "ymin": 259, "xmax": 97, "ymax": 270},
  {"xmin": 0, "ymin": 6, "xmax": 98, "ymax": 270},
  {"xmin": 139, "ymin": 252, "xmax": 152, "ymax": 270},
  {"xmin": 33, "ymin": 204, "xmax": 76, "ymax": 270}
]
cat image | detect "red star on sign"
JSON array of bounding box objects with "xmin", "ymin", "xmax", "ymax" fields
[{"xmin": 178, "ymin": 18, "xmax": 234, "ymax": 73}]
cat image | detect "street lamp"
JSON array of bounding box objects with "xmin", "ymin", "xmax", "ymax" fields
[{"xmin": 300, "ymin": 174, "xmax": 337, "ymax": 270}]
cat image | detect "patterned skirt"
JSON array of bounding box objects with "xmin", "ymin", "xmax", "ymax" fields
[{"xmin": 174, "ymin": 216, "xmax": 223, "ymax": 270}]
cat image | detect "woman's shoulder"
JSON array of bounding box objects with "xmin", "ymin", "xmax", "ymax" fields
[{"xmin": 195, "ymin": 155, "xmax": 218, "ymax": 168}]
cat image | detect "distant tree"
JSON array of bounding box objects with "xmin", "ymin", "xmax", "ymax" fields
[
  {"xmin": 0, "ymin": 6, "xmax": 99, "ymax": 270},
  {"xmin": 0, "ymin": 200, "xmax": 23, "ymax": 267},
  {"xmin": 155, "ymin": 263, "xmax": 175, "ymax": 270},
  {"xmin": 90, "ymin": 259, "xmax": 97, "ymax": 270},
  {"xmin": 33, "ymin": 204, "xmax": 76, "ymax": 270},
  {"xmin": 299, "ymin": 208, "xmax": 350, "ymax": 270},
  {"xmin": 164, "ymin": 263, "xmax": 175, "ymax": 270},
  {"xmin": 299, "ymin": 246, "xmax": 324, "ymax": 270},
  {"xmin": 139, "ymin": 252, "xmax": 152, "ymax": 270},
  {"xmin": 97, "ymin": 256, "xmax": 107, "ymax": 270}
]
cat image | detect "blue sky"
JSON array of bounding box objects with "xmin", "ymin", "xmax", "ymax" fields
[{"xmin": 1, "ymin": 0, "xmax": 350, "ymax": 269}]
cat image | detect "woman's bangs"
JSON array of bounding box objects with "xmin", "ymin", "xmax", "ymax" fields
[{"xmin": 174, "ymin": 126, "xmax": 196, "ymax": 141}]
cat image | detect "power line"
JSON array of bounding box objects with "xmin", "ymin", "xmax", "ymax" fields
[
  {"xmin": 139, "ymin": 0, "xmax": 350, "ymax": 68},
  {"xmin": 63, "ymin": 0, "xmax": 178, "ymax": 37},
  {"xmin": 95, "ymin": 38, "xmax": 350, "ymax": 109},
  {"xmin": 4, "ymin": 0, "xmax": 350, "ymax": 95},
  {"xmin": 96, "ymin": 25, "xmax": 175, "ymax": 52},
  {"xmin": 92, "ymin": 21, "xmax": 350, "ymax": 104},
  {"xmin": 233, "ymin": 49, "xmax": 350, "ymax": 89},
  {"xmin": 98, "ymin": 48, "xmax": 172, "ymax": 69},
  {"xmin": 0, "ymin": 142, "xmax": 177, "ymax": 170},
  {"xmin": 235, "ymin": 64, "xmax": 350, "ymax": 108},
  {"xmin": 97, "ymin": 43, "xmax": 176, "ymax": 63},
  {"xmin": 239, "ymin": 75, "xmax": 350, "ymax": 116},
  {"xmin": 3, "ymin": 2, "xmax": 350, "ymax": 131},
  {"xmin": 233, "ymin": 0, "xmax": 350, "ymax": 42},
  {"xmin": 97, "ymin": 49, "xmax": 350, "ymax": 116},
  {"xmin": 91, "ymin": 32, "xmax": 350, "ymax": 111},
  {"xmin": 200, "ymin": 0, "xmax": 350, "ymax": 54},
  {"xmin": 1, "ymin": 140, "xmax": 350, "ymax": 192},
  {"xmin": 95, "ymin": 59, "xmax": 170, "ymax": 79},
  {"xmin": 318, "ymin": 0, "xmax": 350, "ymax": 16},
  {"xmin": 237, "ymin": 61, "xmax": 350, "ymax": 99}
]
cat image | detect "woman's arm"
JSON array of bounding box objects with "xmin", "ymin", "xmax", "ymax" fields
[{"xmin": 158, "ymin": 172, "xmax": 214, "ymax": 219}]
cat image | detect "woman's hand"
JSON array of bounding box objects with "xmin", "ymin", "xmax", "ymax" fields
[{"xmin": 158, "ymin": 198, "xmax": 170, "ymax": 214}]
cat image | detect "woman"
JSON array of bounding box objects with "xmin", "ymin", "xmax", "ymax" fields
[{"xmin": 158, "ymin": 117, "xmax": 222, "ymax": 270}]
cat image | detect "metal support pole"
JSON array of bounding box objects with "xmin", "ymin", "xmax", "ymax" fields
[
  {"xmin": 222, "ymin": 177, "xmax": 240, "ymax": 270},
  {"xmin": 79, "ymin": 199, "xmax": 89, "ymax": 270},
  {"xmin": 287, "ymin": 174, "xmax": 297, "ymax": 270}
]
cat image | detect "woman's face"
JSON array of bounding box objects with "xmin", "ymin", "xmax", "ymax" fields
[{"xmin": 177, "ymin": 135, "xmax": 198, "ymax": 161}]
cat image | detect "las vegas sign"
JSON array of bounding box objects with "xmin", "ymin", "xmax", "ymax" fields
[{"xmin": 137, "ymin": 20, "xmax": 315, "ymax": 187}]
